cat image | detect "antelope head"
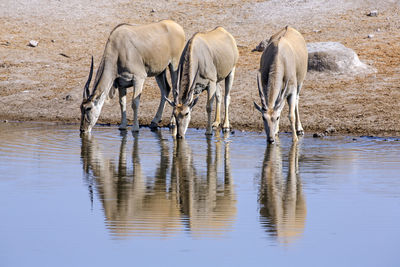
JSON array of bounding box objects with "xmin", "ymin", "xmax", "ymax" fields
[
  {"xmin": 254, "ymin": 73, "xmax": 287, "ymax": 144},
  {"xmin": 80, "ymin": 57, "xmax": 101, "ymax": 134},
  {"xmin": 165, "ymin": 68, "xmax": 200, "ymax": 138},
  {"xmin": 165, "ymin": 97, "xmax": 199, "ymax": 138}
]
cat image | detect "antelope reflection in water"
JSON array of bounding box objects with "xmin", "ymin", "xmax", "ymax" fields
[
  {"xmin": 80, "ymin": 131, "xmax": 235, "ymax": 238},
  {"xmin": 173, "ymin": 133, "xmax": 236, "ymax": 236},
  {"xmin": 258, "ymin": 142, "xmax": 306, "ymax": 244}
]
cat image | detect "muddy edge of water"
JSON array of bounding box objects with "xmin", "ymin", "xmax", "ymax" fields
[{"xmin": 1, "ymin": 1, "xmax": 400, "ymax": 137}]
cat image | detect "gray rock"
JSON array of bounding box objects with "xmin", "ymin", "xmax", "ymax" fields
[
  {"xmin": 65, "ymin": 94, "xmax": 73, "ymax": 101},
  {"xmin": 368, "ymin": 34, "xmax": 374, "ymax": 39},
  {"xmin": 307, "ymin": 42, "xmax": 374, "ymax": 74},
  {"xmin": 28, "ymin": 40, "xmax": 38, "ymax": 47},
  {"xmin": 252, "ymin": 39, "xmax": 269, "ymax": 52}
]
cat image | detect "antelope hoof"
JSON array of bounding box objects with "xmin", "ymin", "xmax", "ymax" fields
[
  {"xmin": 132, "ymin": 124, "xmax": 140, "ymax": 132},
  {"xmin": 212, "ymin": 122, "xmax": 220, "ymax": 129},
  {"xmin": 297, "ymin": 130, "xmax": 304, "ymax": 136},
  {"xmin": 267, "ymin": 138, "xmax": 276, "ymax": 144},
  {"xmin": 119, "ymin": 124, "xmax": 127, "ymax": 131},
  {"xmin": 222, "ymin": 127, "xmax": 230, "ymax": 133},
  {"xmin": 149, "ymin": 122, "xmax": 158, "ymax": 130},
  {"xmin": 205, "ymin": 129, "xmax": 213, "ymax": 136}
]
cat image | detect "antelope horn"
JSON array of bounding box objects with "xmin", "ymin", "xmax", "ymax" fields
[
  {"xmin": 185, "ymin": 67, "xmax": 200, "ymax": 105},
  {"xmin": 257, "ymin": 72, "xmax": 267, "ymax": 110},
  {"xmin": 174, "ymin": 66, "xmax": 182, "ymax": 103},
  {"xmin": 83, "ymin": 56, "xmax": 94, "ymax": 100},
  {"xmin": 274, "ymin": 80, "xmax": 289, "ymax": 110}
]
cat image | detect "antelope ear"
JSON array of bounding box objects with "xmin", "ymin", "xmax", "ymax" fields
[
  {"xmin": 189, "ymin": 97, "xmax": 199, "ymax": 108},
  {"xmin": 254, "ymin": 101, "xmax": 264, "ymax": 113},
  {"xmin": 164, "ymin": 97, "xmax": 176, "ymax": 107}
]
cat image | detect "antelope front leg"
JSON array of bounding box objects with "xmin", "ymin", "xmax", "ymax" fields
[
  {"xmin": 132, "ymin": 77, "xmax": 145, "ymax": 132},
  {"xmin": 206, "ymin": 82, "xmax": 217, "ymax": 135},
  {"xmin": 287, "ymin": 94, "xmax": 298, "ymax": 142},
  {"xmin": 118, "ymin": 87, "xmax": 127, "ymax": 130},
  {"xmin": 212, "ymin": 83, "xmax": 222, "ymax": 129}
]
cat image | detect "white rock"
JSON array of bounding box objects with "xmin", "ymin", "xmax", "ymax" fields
[
  {"xmin": 368, "ymin": 34, "xmax": 374, "ymax": 38},
  {"xmin": 28, "ymin": 40, "xmax": 38, "ymax": 47},
  {"xmin": 367, "ymin": 10, "xmax": 378, "ymax": 17}
]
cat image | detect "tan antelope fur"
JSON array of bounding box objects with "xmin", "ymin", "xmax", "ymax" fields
[
  {"xmin": 80, "ymin": 20, "xmax": 185, "ymax": 133},
  {"xmin": 165, "ymin": 27, "xmax": 239, "ymax": 138},
  {"xmin": 254, "ymin": 26, "xmax": 308, "ymax": 144}
]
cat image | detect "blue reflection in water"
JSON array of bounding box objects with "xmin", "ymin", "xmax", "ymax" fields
[{"xmin": 0, "ymin": 122, "xmax": 399, "ymax": 267}]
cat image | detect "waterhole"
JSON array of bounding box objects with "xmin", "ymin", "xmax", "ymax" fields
[{"xmin": 1, "ymin": 122, "xmax": 399, "ymax": 266}]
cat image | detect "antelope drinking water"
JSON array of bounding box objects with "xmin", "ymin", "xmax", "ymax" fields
[
  {"xmin": 80, "ymin": 20, "xmax": 185, "ymax": 133},
  {"xmin": 165, "ymin": 27, "xmax": 239, "ymax": 138},
  {"xmin": 254, "ymin": 26, "xmax": 308, "ymax": 144}
]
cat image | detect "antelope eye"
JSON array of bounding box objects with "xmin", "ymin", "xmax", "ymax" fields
[
  {"xmin": 184, "ymin": 112, "xmax": 189, "ymax": 117},
  {"xmin": 276, "ymin": 116, "xmax": 280, "ymax": 120}
]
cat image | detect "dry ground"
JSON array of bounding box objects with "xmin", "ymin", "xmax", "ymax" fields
[{"xmin": 1, "ymin": 0, "xmax": 400, "ymax": 136}]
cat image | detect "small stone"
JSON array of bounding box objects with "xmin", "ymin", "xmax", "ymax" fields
[
  {"xmin": 51, "ymin": 39, "xmax": 55, "ymax": 43},
  {"xmin": 313, "ymin": 133, "xmax": 325, "ymax": 138},
  {"xmin": 3, "ymin": 120, "xmax": 8, "ymax": 123},
  {"xmin": 352, "ymin": 138, "xmax": 357, "ymax": 141},
  {"xmin": 151, "ymin": 8, "xmax": 156, "ymax": 13},
  {"xmin": 313, "ymin": 29, "xmax": 321, "ymax": 33},
  {"xmin": 377, "ymin": 28, "xmax": 381, "ymax": 32},
  {"xmin": 368, "ymin": 34, "xmax": 374, "ymax": 39},
  {"xmin": 231, "ymin": 130, "xmax": 235, "ymax": 135},
  {"xmin": 65, "ymin": 94, "xmax": 73, "ymax": 101},
  {"xmin": 367, "ymin": 10, "xmax": 378, "ymax": 17},
  {"xmin": 59, "ymin": 53, "xmax": 70, "ymax": 58},
  {"xmin": 28, "ymin": 40, "xmax": 38, "ymax": 47}
]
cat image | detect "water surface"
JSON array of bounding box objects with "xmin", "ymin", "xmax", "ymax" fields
[{"xmin": 1, "ymin": 122, "xmax": 399, "ymax": 266}]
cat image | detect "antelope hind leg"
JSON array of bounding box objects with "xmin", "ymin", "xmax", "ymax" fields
[
  {"xmin": 212, "ymin": 83, "xmax": 222, "ymax": 129},
  {"xmin": 118, "ymin": 87, "xmax": 127, "ymax": 130},
  {"xmin": 287, "ymin": 93, "xmax": 298, "ymax": 142},
  {"xmin": 206, "ymin": 82, "xmax": 217, "ymax": 135},
  {"xmin": 131, "ymin": 77, "xmax": 145, "ymax": 132},
  {"xmin": 222, "ymin": 67, "xmax": 235, "ymax": 132},
  {"xmin": 295, "ymin": 87, "xmax": 304, "ymax": 136},
  {"xmin": 151, "ymin": 71, "xmax": 170, "ymax": 129}
]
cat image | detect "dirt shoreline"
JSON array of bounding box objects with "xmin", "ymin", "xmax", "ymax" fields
[{"xmin": 1, "ymin": 0, "xmax": 399, "ymax": 136}]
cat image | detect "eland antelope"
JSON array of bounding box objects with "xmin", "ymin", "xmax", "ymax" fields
[
  {"xmin": 80, "ymin": 20, "xmax": 185, "ymax": 133},
  {"xmin": 165, "ymin": 26, "xmax": 239, "ymax": 138},
  {"xmin": 254, "ymin": 26, "xmax": 308, "ymax": 144}
]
